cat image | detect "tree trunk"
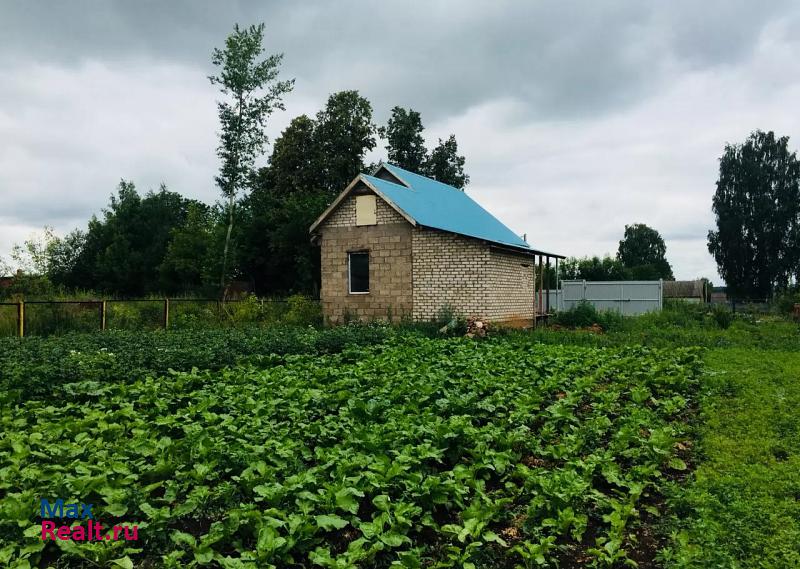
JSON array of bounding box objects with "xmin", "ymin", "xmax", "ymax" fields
[
  {"xmin": 219, "ymin": 92, "xmax": 245, "ymax": 300},
  {"xmin": 220, "ymin": 194, "xmax": 235, "ymax": 298}
]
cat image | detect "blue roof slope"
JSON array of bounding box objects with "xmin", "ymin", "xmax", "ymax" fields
[{"xmin": 364, "ymin": 164, "xmax": 531, "ymax": 250}]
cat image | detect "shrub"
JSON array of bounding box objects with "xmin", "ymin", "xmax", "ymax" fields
[
  {"xmin": 226, "ymin": 295, "xmax": 264, "ymax": 324},
  {"xmin": 283, "ymin": 294, "xmax": 322, "ymax": 327},
  {"xmin": 552, "ymin": 301, "xmax": 622, "ymax": 331},
  {"xmin": 434, "ymin": 304, "xmax": 467, "ymax": 335},
  {"xmin": 774, "ymin": 288, "xmax": 800, "ymax": 315},
  {"xmin": 710, "ymin": 304, "xmax": 734, "ymax": 329}
]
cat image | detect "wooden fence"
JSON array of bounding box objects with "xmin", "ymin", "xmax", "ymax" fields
[{"xmin": 0, "ymin": 298, "xmax": 292, "ymax": 338}]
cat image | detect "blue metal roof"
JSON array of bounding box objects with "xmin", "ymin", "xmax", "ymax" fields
[{"xmin": 363, "ymin": 163, "xmax": 531, "ymax": 250}]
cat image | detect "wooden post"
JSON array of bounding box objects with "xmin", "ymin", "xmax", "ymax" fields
[
  {"xmin": 163, "ymin": 298, "xmax": 170, "ymax": 329},
  {"xmin": 545, "ymin": 256, "xmax": 551, "ymax": 314},
  {"xmin": 100, "ymin": 300, "xmax": 107, "ymax": 331},
  {"xmin": 555, "ymin": 257, "xmax": 560, "ymax": 311},
  {"xmin": 538, "ymin": 255, "xmax": 544, "ymax": 315},
  {"xmin": 17, "ymin": 301, "xmax": 24, "ymax": 338},
  {"xmin": 532, "ymin": 258, "xmax": 537, "ymax": 328}
]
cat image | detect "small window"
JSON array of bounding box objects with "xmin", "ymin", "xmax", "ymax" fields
[
  {"xmin": 348, "ymin": 252, "xmax": 369, "ymax": 293},
  {"xmin": 355, "ymin": 194, "xmax": 377, "ymax": 226}
]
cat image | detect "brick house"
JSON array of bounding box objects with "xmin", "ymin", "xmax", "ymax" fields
[{"xmin": 309, "ymin": 163, "xmax": 563, "ymax": 325}]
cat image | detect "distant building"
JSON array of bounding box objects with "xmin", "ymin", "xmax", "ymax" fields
[
  {"xmin": 663, "ymin": 279, "xmax": 711, "ymax": 303},
  {"xmin": 310, "ymin": 164, "xmax": 563, "ymax": 325},
  {"xmin": 710, "ymin": 286, "xmax": 728, "ymax": 304}
]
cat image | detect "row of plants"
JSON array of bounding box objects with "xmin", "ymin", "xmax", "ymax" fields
[
  {"xmin": 0, "ymin": 336, "xmax": 702, "ymax": 568},
  {"xmin": 0, "ymin": 323, "xmax": 395, "ymax": 404}
]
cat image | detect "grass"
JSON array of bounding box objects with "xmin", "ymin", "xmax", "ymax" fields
[{"xmin": 659, "ymin": 349, "xmax": 800, "ymax": 568}]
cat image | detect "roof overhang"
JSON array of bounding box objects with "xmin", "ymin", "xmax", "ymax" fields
[
  {"xmin": 308, "ymin": 174, "xmax": 416, "ymax": 234},
  {"xmin": 489, "ymin": 243, "xmax": 566, "ymax": 259}
]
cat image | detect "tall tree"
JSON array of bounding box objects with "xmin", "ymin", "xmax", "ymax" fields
[
  {"xmin": 46, "ymin": 229, "xmax": 87, "ymax": 289},
  {"xmin": 209, "ymin": 23, "xmax": 293, "ymax": 293},
  {"xmin": 240, "ymin": 92, "xmax": 377, "ymax": 295},
  {"xmin": 425, "ymin": 134, "xmax": 469, "ymax": 188},
  {"xmin": 314, "ymin": 90, "xmax": 376, "ymax": 194},
  {"xmin": 379, "ymin": 106, "xmax": 427, "ymax": 172},
  {"xmin": 64, "ymin": 181, "xmax": 195, "ymax": 295},
  {"xmin": 159, "ymin": 203, "xmax": 218, "ymax": 294},
  {"xmin": 617, "ymin": 223, "xmax": 674, "ymax": 280},
  {"xmin": 708, "ymin": 130, "xmax": 800, "ymax": 297},
  {"xmin": 260, "ymin": 115, "xmax": 323, "ymax": 196}
]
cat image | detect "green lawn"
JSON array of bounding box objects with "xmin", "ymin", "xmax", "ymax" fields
[{"xmin": 662, "ymin": 349, "xmax": 800, "ymax": 568}]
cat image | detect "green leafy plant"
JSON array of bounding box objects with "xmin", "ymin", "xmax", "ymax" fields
[{"xmin": 0, "ymin": 334, "xmax": 701, "ymax": 567}]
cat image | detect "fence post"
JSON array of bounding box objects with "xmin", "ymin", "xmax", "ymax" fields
[
  {"xmin": 17, "ymin": 301, "xmax": 24, "ymax": 338},
  {"xmin": 163, "ymin": 298, "xmax": 170, "ymax": 329},
  {"xmin": 100, "ymin": 300, "xmax": 107, "ymax": 331}
]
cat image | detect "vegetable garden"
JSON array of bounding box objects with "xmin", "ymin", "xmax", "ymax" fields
[{"xmin": 0, "ymin": 333, "xmax": 701, "ymax": 568}]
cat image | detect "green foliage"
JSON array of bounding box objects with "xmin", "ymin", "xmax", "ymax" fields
[
  {"xmin": 283, "ymin": 294, "xmax": 322, "ymax": 326},
  {"xmin": 559, "ymin": 255, "xmax": 628, "ymax": 281},
  {"xmin": 240, "ymin": 187, "xmax": 327, "ymax": 295},
  {"xmin": 210, "ymin": 22, "xmax": 294, "ymax": 291},
  {"xmin": 313, "ymin": 90, "xmax": 377, "ymax": 195},
  {"xmin": 551, "ymin": 301, "xmax": 623, "ymax": 331},
  {"xmin": 433, "ymin": 303, "xmax": 467, "ymax": 335},
  {"xmin": 708, "ymin": 130, "xmax": 800, "ymax": 298},
  {"xmin": 425, "ymin": 134, "xmax": 469, "ymax": 188},
  {"xmin": 659, "ymin": 349, "xmax": 800, "ymax": 568},
  {"xmin": 240, "ymin": 91, "xmax": 377, "ymax": 296},
  {"xmin": 709, "ymin": 304, "xmax": 733, "ymax": 329},
  {"xmin": 64, "ymin": 181, "xmax": 201, "ymax": 295},
  {"xmin": 0, "ymin": 323, "xmax": 394, "ymax": 404},
  {"xmin": 379, "ymin": 106, "xmax": 428, "ymax": 172},
  {"xmin": 774, "ymin": 286, "xmax": 800, "ymax": 315},
  {"xmin": 532, "ymin": 303, "xmax": 800, "ymax": 351},
  {"xmin": 0, "ymin": 335, "xmax": 701, "ymax": 567},
  {"xmin": 617, "ymin": 223, "xmax": 674, "ymax": 280},
  {"xmin": 158, "ymin": 203, "xmax": 219, "ymax": 294}
]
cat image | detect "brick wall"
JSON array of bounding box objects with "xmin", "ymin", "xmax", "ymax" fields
[
  {"xmin": 318, "ymin": 189, "xmax": 413, "ymax": 323},
  {"xmin": 410, "ymin": 229, "xmax": 489, "ymax": 320},
  {"xmin": 317, "ymin": 186, "xmax": 535, "ymax": 325},
  {"xmin": 483, "ymin": 248, "xmax": 535, "ymax": 323},
  {"xmin": 410, "ymin": 229, "xmax": 534, "ymax": 323}
]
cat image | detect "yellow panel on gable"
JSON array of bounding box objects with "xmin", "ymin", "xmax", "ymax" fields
[{"xmin": 355, "ymin": 194, "xmax": 377, "ymax": 226}]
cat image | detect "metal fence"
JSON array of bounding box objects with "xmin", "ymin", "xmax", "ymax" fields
[
  {"xmin": 0, "ymin": 298, "xmax": 295, "ymax": 337},
  {"xmin": 553, "ymin": 280, "xmax": 664, "ymax": 316}
]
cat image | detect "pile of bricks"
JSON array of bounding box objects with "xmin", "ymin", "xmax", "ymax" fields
[{"xmin": 465, "ymin": 317, "xmax": 489, "ymax": 338}]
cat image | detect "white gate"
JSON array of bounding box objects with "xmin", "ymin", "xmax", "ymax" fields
[{"xmin": 557, "ymin": 280, "xmax": 663, "ymax": 315}]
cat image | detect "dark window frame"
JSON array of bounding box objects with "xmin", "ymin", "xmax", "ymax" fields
[{"xmin": 348, "ymin": 251, "xmax": 370, "ymax": 294}]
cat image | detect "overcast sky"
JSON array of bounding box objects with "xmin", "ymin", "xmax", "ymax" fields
[{"xmin": 2, "ymin": 1, "xmax": 799, "ymax": 281}]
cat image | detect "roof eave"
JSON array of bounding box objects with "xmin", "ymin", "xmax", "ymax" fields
[{"xmin": 309, "ymin": 174, "xmax": 417, "ymax": 235}]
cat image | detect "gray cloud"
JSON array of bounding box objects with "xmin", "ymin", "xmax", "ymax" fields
[
  {"xmin": 2, "ymin": 1, "xmax": 791, "ymax": 121},
  {"xmin": 1, "ymin": 1, "xmax": 799, "ymax": 280}
]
